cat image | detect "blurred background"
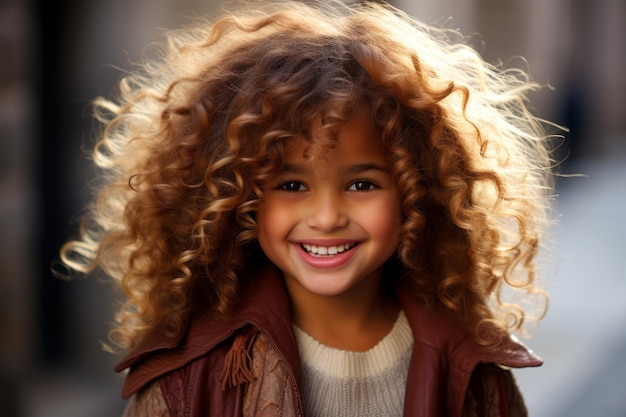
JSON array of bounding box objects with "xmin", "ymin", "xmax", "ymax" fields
[{"xmin": 2, "ymin": 0, "xmax": 624, "ymax": 416}]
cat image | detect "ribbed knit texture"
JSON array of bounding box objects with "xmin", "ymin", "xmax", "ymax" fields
[{"xmin": 294, "ymin": 311, "xmax": 413, "ymax": 417}]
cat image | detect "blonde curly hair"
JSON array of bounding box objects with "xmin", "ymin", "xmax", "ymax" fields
[{"xmin": 59, "ymin": 0, "xmax": 557, "ymax": 350}]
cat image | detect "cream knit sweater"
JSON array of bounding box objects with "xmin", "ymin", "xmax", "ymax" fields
[{"xmin": 294, "ymin": 311, "xmax": 414, "ymax": 417}]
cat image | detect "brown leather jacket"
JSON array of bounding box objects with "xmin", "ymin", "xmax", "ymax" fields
[{"xmin": 117, "ymin": 266, "xmax": 542, "ymax": 417}]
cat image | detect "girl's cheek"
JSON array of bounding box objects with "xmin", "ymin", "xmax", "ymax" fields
[{"xmin": 256, "ymin": 198, "xmax": 290, "ymax": 235}]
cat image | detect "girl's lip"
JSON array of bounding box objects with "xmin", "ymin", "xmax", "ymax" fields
[{"xmin": 293, "ymin": 241, "xmax": 359, "ymax": 269}]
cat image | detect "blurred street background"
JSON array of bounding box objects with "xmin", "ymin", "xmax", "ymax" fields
[{"xmin": 2, "ymin": 0, "xmax": 625, "ymax": 416}]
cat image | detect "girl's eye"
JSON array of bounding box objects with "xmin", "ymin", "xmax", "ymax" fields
[
  {"xmin": 348, "ymin": 180, "xmax": 379, "ymax": 192},
  {"xmin": 277, "ymin": 181, "xmax": 307, "ymax": 192}
]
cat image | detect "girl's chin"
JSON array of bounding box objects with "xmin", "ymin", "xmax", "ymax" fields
[{"xmin": 285, "ymin": 270, "xmax": 365, "ymax": 299}]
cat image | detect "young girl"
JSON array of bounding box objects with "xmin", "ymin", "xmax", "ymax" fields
[{"xmin": 59, "ymin": 1, "xmax": 557, "ymax": 416}]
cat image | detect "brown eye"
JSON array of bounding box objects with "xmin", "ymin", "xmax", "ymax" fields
[
  {"xmin": 277, "ymin": 181, "xmax": 307, "ymax": 192},
  {"xmin": 348, "ymin": 181, "xmax": 378, "ymax": 192}
]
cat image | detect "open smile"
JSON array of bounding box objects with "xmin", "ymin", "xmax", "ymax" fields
[{"xmin": 294, "ymin": 240, "xmax": 360, "ymax": 269}]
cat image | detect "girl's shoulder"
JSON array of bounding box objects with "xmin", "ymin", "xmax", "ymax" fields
[
  {"xmin": 117, "ymin": 265, "xmax": 294, "ymax": 399},
  {"xmin": 396, "ymin": 288, "xmax": 542, "ymax": 370}
]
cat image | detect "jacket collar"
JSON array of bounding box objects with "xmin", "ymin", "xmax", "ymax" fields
[{"xmin": 117, "ymin": 264, "xmax": 541, "ymax": 402}]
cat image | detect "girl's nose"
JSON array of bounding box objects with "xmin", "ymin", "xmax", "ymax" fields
[{"xmin": 305, "ymin": 190, "xmax": 348, "ymax": 232}]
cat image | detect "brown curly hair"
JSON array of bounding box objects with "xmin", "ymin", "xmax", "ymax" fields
[{"xmin": 59, "ymin": 1, "xmax": 557, "ymax": 350}]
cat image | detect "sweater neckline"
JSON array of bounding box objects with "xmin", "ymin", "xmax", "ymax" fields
[{"xmin": 293, "ymin": 310, "xmax": 413, "ymax": 378}]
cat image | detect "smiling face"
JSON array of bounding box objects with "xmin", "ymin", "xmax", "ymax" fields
[{"xmin": 256, "ymin": 107, "xmax": 403, "ymax": 302}]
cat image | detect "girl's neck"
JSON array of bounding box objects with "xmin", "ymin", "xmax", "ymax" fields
[{"xmin": 286, "ymin": 275, "xmax": 399, "ymax": 352}]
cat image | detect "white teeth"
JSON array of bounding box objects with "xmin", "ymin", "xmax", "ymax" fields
[{"xmin": 301, "ymin": 243, "xmax": 356, "ymax": 256}]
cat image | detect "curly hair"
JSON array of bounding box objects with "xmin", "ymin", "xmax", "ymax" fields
[{"xmin": 59, "ymin": 0, "xmax": 556, "ymax": 350}]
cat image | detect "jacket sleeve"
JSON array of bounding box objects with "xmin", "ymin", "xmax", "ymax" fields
[
  {"xmin": 122, "ymin": 380, "xmax": 171, "ymax": 417},
  {"xmin": 462, "ymin": 364, "xmax": 528, "ymax": 417}
]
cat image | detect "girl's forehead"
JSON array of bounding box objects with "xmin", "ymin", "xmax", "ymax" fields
[{"xmin": 282, "ymin": 107, "xmax": 389, "ymax": 166}]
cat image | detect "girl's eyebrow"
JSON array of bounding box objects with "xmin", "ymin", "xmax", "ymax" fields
[
  {"xmin": 347, "ymin": 163, "xmax": 391, "ymax": 175},
  {"xmin": 280, "ymin": 163, "xmax": 390, "ymax": 175},
  {"xmin": 280, "ymin": 164, "xmax": 308, "ymax": 175}
]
